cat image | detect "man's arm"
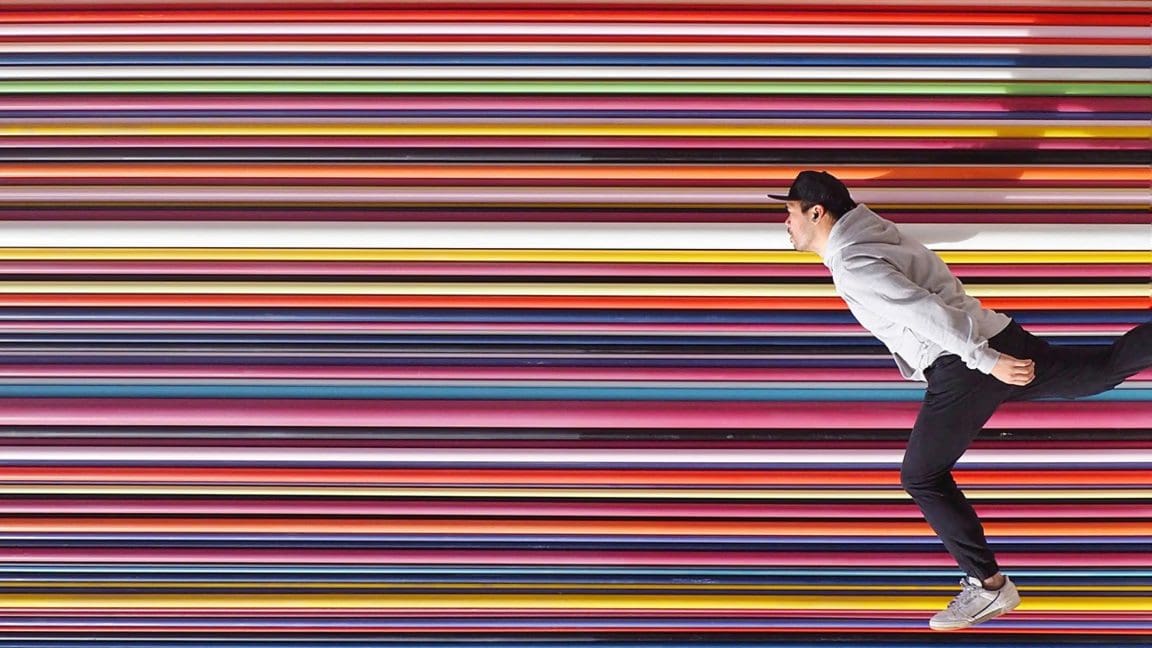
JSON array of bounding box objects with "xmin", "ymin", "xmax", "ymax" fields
[{"xmin": 836, "ymin": 257, "xmax": 1008, "ymax": 375}]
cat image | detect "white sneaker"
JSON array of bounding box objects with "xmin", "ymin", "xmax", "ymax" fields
[{"xmin": 929, "ymin": 575, "xmax": 1020, "ymax": 631}]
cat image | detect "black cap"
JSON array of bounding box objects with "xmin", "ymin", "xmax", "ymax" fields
[{"xmin": 768, "ymin": 170, "xmax": 857, "ymax": 215}]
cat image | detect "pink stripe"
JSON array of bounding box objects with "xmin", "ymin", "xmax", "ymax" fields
[
  {"xmin": 0, "ymin": 322, "xmax": 873, "ymax": 332},
  {"xmin": 12, "ymin": 177, "xmax": 1151, "ymax": 192},
  {"xmin": 0, "ymin": 610, "xmax": 1146, "ymax": 622},
  {"xmin": 1028, "ymin": 324, "xmax": 1152, "ymax": 334},
  {"xmin": 2, "ymin": 499, "xmax": 1144, "ymax": 519},
  {"xmin": 0, "ymin": 260, "xmax": 840, "ymax": 276},
  {"xmin": 0, "ymin": 365, "xmax": 1145, "ymax": 381},
  {"xmin": 954, "ymin": 264, "xmax": 1152, "ymax": 277},
  {"xmin": 0, "ymin": 209, "xmax": 1144, "ymax": 225},
  {"xmin": 0, "ymin": 322, "xmax": 1137, "ymax": 336},
  {"xmin": 1, "ymin": 136, "xmax": 1146, "ymax": 150},
  {"xmin": 0, "ymin": 608, "xmax": 1142, "ymax": 622},
  {"xmin": 0, "ymin": 365, "xmax": 907, "ymax": 380},
  {"xmin": 0, "ymin": 399, "xmax": 1144, "ymax": 428},
  {"xmin": 0, "ymin": 260, "xmax": 1142, "ymax": 277},
  {"xmin": 0, "ymin": 548, "xmax": 1146, "ymax": 566}
]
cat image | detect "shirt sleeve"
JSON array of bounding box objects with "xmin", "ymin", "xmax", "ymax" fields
[{"xmin": 835, "ymin": 257, "xmax": 1002, "ymax": 374}]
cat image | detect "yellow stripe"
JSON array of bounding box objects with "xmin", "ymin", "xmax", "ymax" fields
[
  {"xmin": 0, "ymin": 485, "xmax": 1147, "ymax": 499},
  {"xmin": 0, "ymin": 281, "xmax": 1137, "ymax": 297},
  {"xmin": 0, "ymin": 248, "xmax": 1143, "ymax": 264},
  {"xmin": 2, "ymin": 124, "xmax": 1147, "ymax": 138},
  {"xmin": 0, "ymin": 593, "xmax": 1146, "ymax": 611}
]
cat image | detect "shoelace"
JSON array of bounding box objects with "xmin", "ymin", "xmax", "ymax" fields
[{"xmin": 946, "ymin": 578, "xmax": 984, "ymax": 613}]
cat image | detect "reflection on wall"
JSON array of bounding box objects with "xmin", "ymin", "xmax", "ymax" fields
[{"xmin": 0, "ymin": 1, "xmax": 1149, "ymax": 644}]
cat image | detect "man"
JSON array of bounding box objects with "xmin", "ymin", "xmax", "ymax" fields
[{"xmin": 768, "ymin": 170, "xmax": 1151, "ymax": 631}]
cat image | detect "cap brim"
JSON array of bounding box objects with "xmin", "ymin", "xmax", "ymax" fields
[{"xmin": 766, "ymin": 194, "xmax": 792, "ymax": 200}]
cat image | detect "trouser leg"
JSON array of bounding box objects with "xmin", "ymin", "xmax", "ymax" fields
[
  {"xmin": 902, "ymin": 353, "xmax": 1013, "ymax": 580},
  {"xmin": 902, "ymin": 319, "xmax": 1151, "ymax": 579},
  {"xmin": 1006, "ymin": 319, "xmax": 1152, "ymax": 401}
]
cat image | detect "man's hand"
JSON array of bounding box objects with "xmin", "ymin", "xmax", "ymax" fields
[{"xmin": 991, "ymin": 353, "xmax": 1035, "ymax": 386}]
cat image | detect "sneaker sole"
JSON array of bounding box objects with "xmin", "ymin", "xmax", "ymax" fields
[{"xmin": 929, "ymin": 598, "xmax": 1020, "ymax": 632}]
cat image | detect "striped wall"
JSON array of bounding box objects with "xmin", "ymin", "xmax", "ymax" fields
[{"xmin": 0, "ymin": 1, "xmax": 1149, "ymax": 646}]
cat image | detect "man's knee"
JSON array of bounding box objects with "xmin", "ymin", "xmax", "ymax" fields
[
  {"xmin": 1117, "ymin": 321, "xmax": 1152, "ymax": 368},
  {"xmin": 900, "ymin": 463, "xmax": 950, "ymax": 497}
]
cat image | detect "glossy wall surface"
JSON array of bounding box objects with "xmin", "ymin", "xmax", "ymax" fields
[{"xmin": 0, "ymin": 1, "xmax": 1149, "ymax": 646}]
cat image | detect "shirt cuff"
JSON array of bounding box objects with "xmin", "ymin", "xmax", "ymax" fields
[{"xmin": 973, "ymin": 347, "xmax": 1002, "ymax": 374}]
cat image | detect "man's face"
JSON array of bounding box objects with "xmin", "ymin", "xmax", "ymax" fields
[{"xmin": 783, "ymin": 200, "xmax": 818, "ymax": 252}]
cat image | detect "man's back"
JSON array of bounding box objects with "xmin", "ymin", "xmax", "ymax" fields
[{"xmin": 820, "ymin": 204, "xmax": 1009, "ymax": 380}]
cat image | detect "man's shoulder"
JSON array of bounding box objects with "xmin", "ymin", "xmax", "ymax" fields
[{"xmin": 834, "ymin": 241, "xmax": 902, "ymax": 267}]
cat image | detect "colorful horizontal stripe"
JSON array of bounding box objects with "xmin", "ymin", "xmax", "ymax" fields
[{"xmin": 0, "ymin": 1, "xmax": 1149, "ymax": 645}]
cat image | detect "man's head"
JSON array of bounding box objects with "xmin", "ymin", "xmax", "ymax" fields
[{"xmin": 769, "ymin": 170, "xmax": 857, "ymax": 255}]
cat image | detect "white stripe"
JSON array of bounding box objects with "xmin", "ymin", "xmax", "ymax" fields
[
  {"xmin": 2, "ymin": 66, "xmax": 1145, "ymax": 82},
  {"xmin": 0, "ymin": 23, "xmax": 1138, "ymax": 39},
  {"xmin": 0, "ymin": 221, "xmax": 1143, "ymax": 251}
]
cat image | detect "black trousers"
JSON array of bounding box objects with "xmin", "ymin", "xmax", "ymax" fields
[{"xmin": 900, "ymin": 319, "xmax": 1152, "ymax": 580}]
